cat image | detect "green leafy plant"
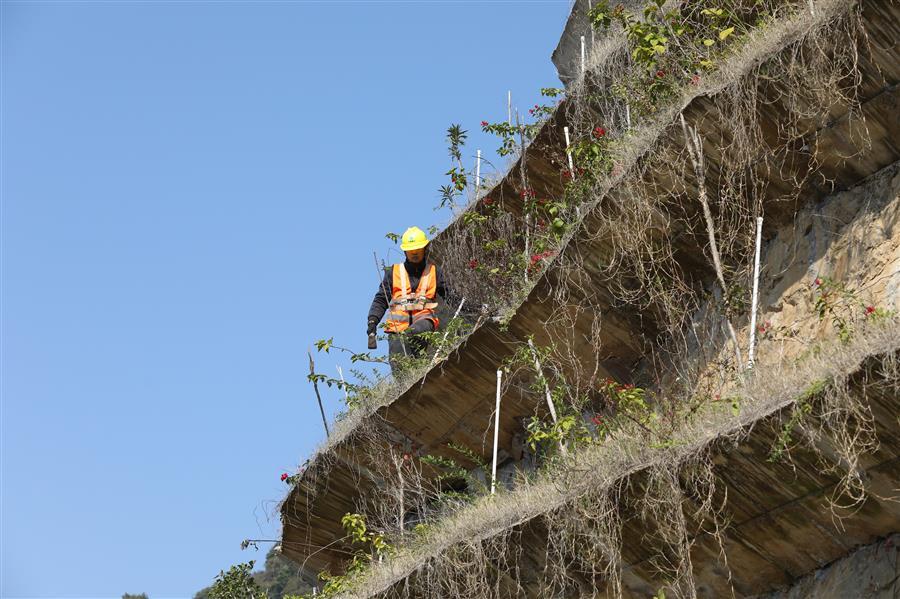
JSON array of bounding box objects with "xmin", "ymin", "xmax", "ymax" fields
[
  {"xmin": 768, "ymin": 379, "xmax": 827, "ymax": 462},
  {"xmin": 298, "ymin": 514, "xmax": 394, "ymax": 598},
  {"xmin": 437, "ymin": 124, "xmax": 469, "ymax": 210},
  {"xmin": 207, "ymin": 561, "xmax": 267, "ymax": 599}
]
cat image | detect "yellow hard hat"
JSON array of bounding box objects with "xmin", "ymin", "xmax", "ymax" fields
[{"xmin": 400, "ymin": 226, "xmax": 429, "ymax": 251}]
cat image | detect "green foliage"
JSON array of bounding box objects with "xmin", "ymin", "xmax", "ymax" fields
[
  {"xmin": 122, "ymin": 594, "xmax": 149, "ymax": 599},
  {"xmin": 341, "ymin": 513, "xmax": 392, "ymax": 556},
  {"xmin": 437, "ymin": 124, "xmax": 470, "ymax": 210},
  {"xmin": 206, "ymin": 562, "xmax": 267, "ymax": 599},
  {"xmin": 587, "ymin": 0, "xmax": 757, "ymax": 115},
  {"xmin": 293, "ymin": 514, "xmax": 394, "ymax": 599},
  {"xmin": 421, "ymin": 450, "xmax": 487, "ymax": 498},
  {"xmin": 480, "ymin": 121, "xmax": 521, "ymax": 157},
  {"xmin": 446, "ymin": 124, "xmax": 467, "ymax": 165},
  {"xmin": 525, "ymin": 412, "xmax": 594, "ymax": 452},
  {"xmin": 768, "ymin": 379, "xmax": 827, "ymax": 462}
]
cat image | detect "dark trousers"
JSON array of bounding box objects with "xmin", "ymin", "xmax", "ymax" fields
[{"xmin": 388, "ymin": 318, "xmax": 435, "ymax": 373}]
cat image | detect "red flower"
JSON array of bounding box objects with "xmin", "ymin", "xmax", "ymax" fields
[
  {"xmin": 865, "ymin": 305, "xmax": 876, "ymax": 314},
  {"xmin": 520, "ymin": 188, "xmax": 535, "ymax": 199},
  {"xmin": 656, "ymin": 69, "xmax": 666, "ymax": 78},
  {"xmin": 280, "ymin": 473, "xmax": 289, "ymax": 482},
  {"xmin": 690, "ymin": 74, "xmax": 701, "ymax": 86},
  {"xmin": 468, "ymin": 259, "xmax": 479, "ymax": 269},
  {"xmin": 591, "ymin": 414, "xmax": 604, "ymax": 426},
  {"xmin": 592, "ymin": 126, "xmax": 606, "ymax": 138},
  {"xmin": 483, "ymin": 197, "xmax": 494, "ymax": 206},
  {"xmin": 814, "ymin": 277, "xmax": 822, "ymax": 286},
  {"xmin": 480, "ymin": 120, "xmax": 489, "ymax": 127}
]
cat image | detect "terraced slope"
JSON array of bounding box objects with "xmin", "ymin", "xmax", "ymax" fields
[{"xmin": 278, "ymin": 1, "xmax": 899, "ymax": 594}]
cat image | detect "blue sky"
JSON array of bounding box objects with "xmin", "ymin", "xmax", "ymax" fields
[{"xmin": 1, "ymin": 1, "xmax": 566, "ymax": 596}]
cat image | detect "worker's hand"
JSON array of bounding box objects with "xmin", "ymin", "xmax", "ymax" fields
[{"xmin": 367, "ymin": 319, "xmax": 379, "ymax": 349}]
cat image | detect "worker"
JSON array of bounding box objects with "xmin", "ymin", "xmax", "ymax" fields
[{"xmin": 367, "ymin": 226, "xmax": 462, "ymax": 372}]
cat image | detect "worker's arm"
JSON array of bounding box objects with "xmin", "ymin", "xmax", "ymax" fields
[{"xmin": 367, "ymin": 268, "xmax": 392, "ymax": 335}]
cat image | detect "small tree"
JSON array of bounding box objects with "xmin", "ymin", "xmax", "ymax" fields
[{"xmin": 207, "ymin": 561, "xmax": 267, "ymax": 599}]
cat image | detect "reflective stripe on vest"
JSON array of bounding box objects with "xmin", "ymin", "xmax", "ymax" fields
[{"xmin": 386, "ymin": 263, "xmax": 439, "ymax": 333}]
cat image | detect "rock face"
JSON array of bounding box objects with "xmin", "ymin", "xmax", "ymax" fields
[
  {"xmin": 761, "ymin": 162, "xmax": 900, "ymax": 339},
  {"xmin": 721, "ymin": 161, "xmax": 900, "ymax": 373},
  {"xmin": 550, "ymin": 0, "xmax": 644, "ymax": 86},
  {"xmin": 756, "ymin": 534, "xmax": 899, "ymax": 599}
]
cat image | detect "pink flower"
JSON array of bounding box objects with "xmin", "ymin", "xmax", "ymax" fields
[
  {"xmin": 656, "ymin": 69, "xmax": 666, "ymax": 78},
  {"xmin": 483, "ymin": 197, "xmax": 494, "ymax": 206},
  {"xmin": 280, "ymin": 473, "xmax": 289, "ymax": 482},
  {"xmin": 865, "ymin": 305, "xmax": 876, "ymax": 315},
  {"xmin": 814, "ymin": 277, "xmax": 822, "ymax": 286},
  {"xmin": 690, "ymin": 74, "xmax": 701, "ymax": 86},
  {"xmin": 468, "ymin": 259, "xmax": 479, "ymax": 269},
  {"xmin": 480, "ymin": 120, "xmax": 489, "ymax": 127},
  {"xmin": 592, "ymin": 126, "xmax": 606, "ymax": 138}
]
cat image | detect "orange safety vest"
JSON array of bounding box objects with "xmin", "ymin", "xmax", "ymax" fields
[{"xmin": 385, "ymin": 263, "xmax": 440, "ymax": 333}]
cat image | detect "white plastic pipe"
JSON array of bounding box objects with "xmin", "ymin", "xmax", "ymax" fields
[
  {"xmin": 581, "ymin": 35, "xmax": 586, "ymax": 75},
  {"xmin": 491, "ymin": 369, "xmax": 503, "ymax": 495},
  {"xmin": 748, "ymin": 216, "xmax": 764, "ymax": 368},
  {"xmin": 336, "ymin": 365, "xmax": 349, "ymax": 403},
  {"xmin": 563, "ymin": 126, "xmax": 574, "ymax": 178},
  {"xmin": 475, "ymin": 150, "xmax": 481, "ymax": 191}
]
